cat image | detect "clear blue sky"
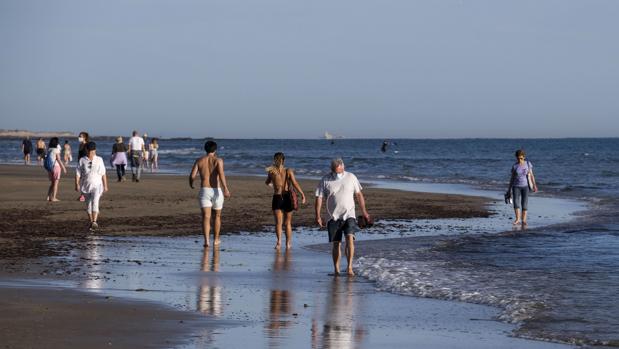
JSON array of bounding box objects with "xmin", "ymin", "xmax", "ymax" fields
[{"xmin": 1, "ymin": 0, "xmax": 618, "ymax": 138}]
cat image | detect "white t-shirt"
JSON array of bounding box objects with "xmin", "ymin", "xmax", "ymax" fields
[
  {"xmin": 76, "ymin": 156, "xmax": 106, "ymax": 193},
  {"xmin": 315, "ymin": 171, "xmax": 363, "ymax": 220},
  {"xmin": 48, "ymin": 148, "xmax": 61, "ymax": 167},
  {"xmin": 128, "ymin": 136, "xmax": 145, "ymax": 152}
]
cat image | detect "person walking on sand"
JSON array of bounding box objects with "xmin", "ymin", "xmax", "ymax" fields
[
  {"xmin": 315, "ymin": 158, "xmax": 370, "ymax": 276},
  {"xmin": 76, "ymin": 132, "xmax": 90, "ymax": 202},
  {"xmin": 21, "ymin": 136, "xmax": 33, "ymax": 165},
  {"xmin": 189, "ymin": 140, "xmax": 231, "ymax": 247},
  {"xmin": 111, "ymin": 136, "xmax": 128, "ymax": 182},
  {"xmin": 142, "ymin": 133, "xmax": 150, "ymax": 169},
  {"xmin": 128, "ymin": 130, "xmax": 146, "ymax": 182},
  {"xmin": 75, "ymin": 142, "xmax": 108, "ymax": 231},
  {"xmin": 507, "ymin": 149, "xmax": 538, "ymax": 226},
  {"xmin": 45, "ymin": 137, "xmax": 67, "ymax": 202},
  {"xmin": 149, "ymin": 138, "xmax": 159, "ymax": 172},
  {"xmin": 63, "ymin": 140, "xmax": 72, "ymax": 165},
  {"xmin": 77, "ymin": 132, "xmax": 90, "ymax": 160},
  {"xmin": 265, "ymin": 152, "xmax": 306, "ymax": 249},
  {"xmin": 36, "ymin": 138, "xmax": 46, "ymax": 166}
]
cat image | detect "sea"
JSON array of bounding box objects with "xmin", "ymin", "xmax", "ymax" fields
[{"xmin": 2, "ymin": 137, "xmax": 619, "ymax": 346}]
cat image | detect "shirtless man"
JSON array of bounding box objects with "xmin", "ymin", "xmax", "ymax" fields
[{"xmin": 189, "ymin": 140, "xmax": 231, "ymax": 247}]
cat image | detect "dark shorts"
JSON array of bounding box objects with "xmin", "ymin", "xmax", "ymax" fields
[
  {"xmin": 327, "ymin": 218, "xmax": 358, "ymax": 242},
  {"xmin": 272, "ymin": 194, "xmax": 293, "ymax": 212},
  {"xmin": 36, "ymin": 148, "xmax": 45, "ymax": 157}
]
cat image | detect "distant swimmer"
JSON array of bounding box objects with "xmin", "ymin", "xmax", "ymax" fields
[{"xmin": 381, "ymin": 140, "xmax": 389, "ymax": 153}]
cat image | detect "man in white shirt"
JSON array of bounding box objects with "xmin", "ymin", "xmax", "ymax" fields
[
  {"xmin": 127, "ymin": 130, "xmax": 145, "ymax": 182},
  {"xmin": 315, "ymin": 158, "xmax": 370, "ymax": 276}
]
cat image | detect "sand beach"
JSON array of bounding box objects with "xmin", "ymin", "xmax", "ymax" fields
[{"xmin": 0, "ymin": 164, "xmax": 578, "ymax": 348}]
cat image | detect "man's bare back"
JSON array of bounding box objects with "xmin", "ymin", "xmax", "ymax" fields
[{"xmin": 195, "ymin": 154, "xmax": 222, "ymax": 188}]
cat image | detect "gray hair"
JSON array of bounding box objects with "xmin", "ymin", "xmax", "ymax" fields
[{"xmin": 330, "ymin": 158, "xmax": 344, "ymax": 171}]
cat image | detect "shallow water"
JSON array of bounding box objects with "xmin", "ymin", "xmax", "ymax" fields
[
  {"xmin": 11, "ymin": 230, "xmax": 572, "ymax": 349},
  {"xmin": 354, "ymin": 219, "xmax": 619, "ymax": 347}
]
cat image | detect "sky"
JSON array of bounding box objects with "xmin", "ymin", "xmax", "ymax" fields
[{"xmin": 1, "ymin": 0, "xmax": 618, "ymax": 138}]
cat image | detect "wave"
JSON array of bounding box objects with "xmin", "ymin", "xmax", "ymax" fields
[{"xmin": 354, "ymin": 228, "xmax": 619, "ymax": 347}]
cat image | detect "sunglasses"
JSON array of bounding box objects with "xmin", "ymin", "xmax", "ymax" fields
[{"xmin": 88, "ymin": 161, "xmax": 92, "ymax": 169}]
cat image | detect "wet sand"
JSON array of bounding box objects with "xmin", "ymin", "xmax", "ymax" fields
[
  {"xmin": 0, "ymin": 164, "xmax": 489, "ymax": 260},
  {"xmin": 0, "ymin": 285, "xmax": 224, "ymax": 349},
  {"xmin": 0, "ymin": 164, "xmax": 576, "ymax": 348}
]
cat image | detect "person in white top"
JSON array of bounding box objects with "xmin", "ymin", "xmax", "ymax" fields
[
  {"xmin": 127, "ymin": 130, "xmax": 146, "ymax": 182},
  {"xmin": 315, "ymin": 158, "xmax": 370, "ymax": 276},
  {"xmin": 46, "ymin": 137, "xmax": 67, "ymax": 202},
  {"xmin": 75, "ymin": 142, "xmax": 108, "ymax": 231}
]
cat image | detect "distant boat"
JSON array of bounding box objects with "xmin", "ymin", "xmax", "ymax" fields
[{"xmin": 324, "ymin": 131, "xmax": 334, "ymax": 140}]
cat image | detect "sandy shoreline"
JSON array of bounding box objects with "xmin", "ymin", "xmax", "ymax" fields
[
  {"xmin": 0, "ymin": 164, "xmax": 489, "ymax": 260},
  {"xmin": 0, "ymin": 164, "xmax": 576, "ymax": 348}
]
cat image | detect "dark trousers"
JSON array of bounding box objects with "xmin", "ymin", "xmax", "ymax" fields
[{"xmin": 116, "ymin": 164, "xmax": 126, "ymax": 181}]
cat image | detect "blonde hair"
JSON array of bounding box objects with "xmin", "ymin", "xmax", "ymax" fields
[{"xmin": 266, "ymin": 152, "xmax": 285, "ymax": 174}]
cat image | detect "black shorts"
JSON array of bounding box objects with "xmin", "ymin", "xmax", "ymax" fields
[
  {"xmin": 36, "ymin": 148, "xmax": 45, "ymax": 157},
  {"xmin": 327, "ymin": 218, "xmax": 358, "ymax": 242},
  {"xmin": 272, "ymin": 194, "xmax": 293, "ymax": 212}
]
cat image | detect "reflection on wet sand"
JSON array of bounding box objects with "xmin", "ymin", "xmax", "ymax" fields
[
  {"xmin": 266, "ymin": 249, "xmax": 294, "ymax": 347},
  {"xmin": 198, "ymin": 248, "xmax": 222, "ymax": 316},
  {"xmin": 80, "ymin": 236, "xmax": 104, "ymax": 290},
  {"xmin": 312, "ymin": 278, "xmax": 366, "ymax": 349}
]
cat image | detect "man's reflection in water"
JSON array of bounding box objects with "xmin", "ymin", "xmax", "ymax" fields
[
  {"xmin": 197, "ymin": 247, "xmax": 222, "ymax": 316},
  {"xmin": 266, "ymin": 249, "xmax": 294, "ymax": 347},
  {"xmin": 312, "ymin": 277, "xmax": 366, "ymax": 349}
]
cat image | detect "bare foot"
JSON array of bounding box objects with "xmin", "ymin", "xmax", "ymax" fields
[
  {"xmin": 286, "ymin": 242, "xmax": 292, "ymax": 249},
  {"xmin": 522, "ymin": 221, "xmax": 528, "ymax": 226},
  {"xmin": 333, "ymin": 270, "xmax": 340, "ymax": 276},
  {"xmin": 347, "ymin": 269, "xmax": 355, "ymax": 276},
  {"xmin": 51, "ymin": 198, "xmax": 60, "ymax": 202},
  {"xmin": 275, "ymin": 242, "xmax": 281, "ymax": 249},
  {"xmin": 213, "ymin": 239, "xmax": 221, "ymax": 246},
  {"xmin": 512, "ymin": 220, "xmax": 521, "ymax": 225}
]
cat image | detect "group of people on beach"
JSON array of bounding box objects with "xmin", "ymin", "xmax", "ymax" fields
[
  {"xmin": 189, "ymin": 140, "xmax": 370, "ymax": 276},
  {"xmin": 110, "ymin": 131, "xmax": 160, "ymax": 183},
  {"xmin": 24, "ymin": 133, "xmax": 539, "ymax": 275}
]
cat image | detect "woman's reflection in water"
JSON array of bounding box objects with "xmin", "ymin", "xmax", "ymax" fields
[
  {"xmin": 80, "ymin": 235, "xmax": 104, "ymax": 290},
  {"xmin": 266, "ymin": 249, "xmax": 294, "ymax": 346}
]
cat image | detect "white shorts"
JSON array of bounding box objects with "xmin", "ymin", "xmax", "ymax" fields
[{"xmin": 199, "ymin": 187, "xmax": 224, "ymax": 210}]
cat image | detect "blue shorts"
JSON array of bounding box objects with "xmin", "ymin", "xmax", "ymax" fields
[{"xmin": 327, "ymin": 218, "xmax": 358, "ymax": 242}]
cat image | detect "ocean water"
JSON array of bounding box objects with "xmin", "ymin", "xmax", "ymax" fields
[
  {"xmin": 3, "ymin": 137, "xmax": 619, "ymax": 345},
  {"xmin": 4, "ymin": 137, "xmax": 619, "ymax": 198}
]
